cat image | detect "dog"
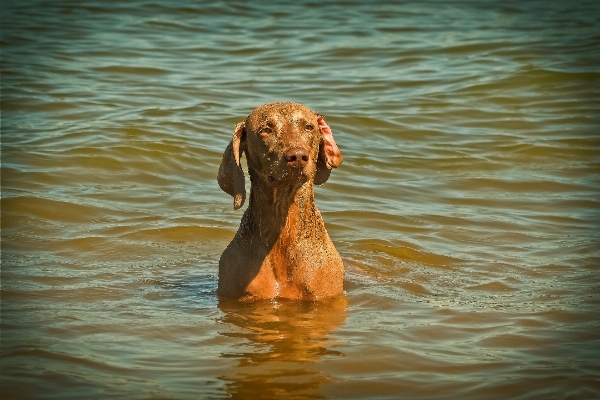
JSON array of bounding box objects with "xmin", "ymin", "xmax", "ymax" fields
[{"xmin": 217, "ymin": 102, "xmax": 344, "ymax": 301}]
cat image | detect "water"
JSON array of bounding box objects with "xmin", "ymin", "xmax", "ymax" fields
[{"xmin": 2, "ymin": 0, "xmax": 600, "ymax": 398}]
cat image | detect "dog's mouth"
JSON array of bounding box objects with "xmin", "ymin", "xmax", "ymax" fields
[{"xmin": 268, "ymin": 168, "xmax": 308, "ymax": 185}]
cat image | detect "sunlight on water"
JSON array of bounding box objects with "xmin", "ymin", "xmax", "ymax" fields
[{"xmin": 2, "ymin": 0, "xmax": 600, "ymax": 399}]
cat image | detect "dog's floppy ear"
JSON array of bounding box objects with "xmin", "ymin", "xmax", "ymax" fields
[
  {"xmin": 314, "ymin": 114, "xmax": 343, "ymax": 185},
  {"xmin": 217, "ymin": 121, "xmax": 247, "ymax": 210}
]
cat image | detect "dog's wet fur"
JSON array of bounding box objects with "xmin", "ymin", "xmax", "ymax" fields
[{"xmin": 217, "ymin": 102, "xmax": 344, "ymax": 301}]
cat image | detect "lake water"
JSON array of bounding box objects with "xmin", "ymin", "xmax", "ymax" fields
[{"xmin": 2, "ymin": 1, "xmax": 600, "ymax": 399}]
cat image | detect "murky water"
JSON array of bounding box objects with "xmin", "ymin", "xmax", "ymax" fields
[{"xmin": 2, "ymin": 1, "xmax": 600, "ymax": 399}]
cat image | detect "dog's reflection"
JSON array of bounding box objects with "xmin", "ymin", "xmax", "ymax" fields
[{"xmin": 217, "ymin": 295, "xmax": 347, "ymax": 399}]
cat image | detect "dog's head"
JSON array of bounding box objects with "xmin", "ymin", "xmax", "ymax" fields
[{"xmin": 218, "ymin": 102, "xmax": 343, "ymax": 209}]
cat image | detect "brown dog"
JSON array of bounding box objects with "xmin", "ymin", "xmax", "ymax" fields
[{"xmin": 217, "ymin": 102, "xmax": 344, "ymax": 301}]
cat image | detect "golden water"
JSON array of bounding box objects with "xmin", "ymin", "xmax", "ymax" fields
[{"xmin": 2, "ymin": 1, "xmax": 599, "ymax": 399}]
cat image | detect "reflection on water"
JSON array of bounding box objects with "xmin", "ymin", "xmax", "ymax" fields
[{"xmin": 217, "ymin": 296, "xmax": 347, "ymax": 399}]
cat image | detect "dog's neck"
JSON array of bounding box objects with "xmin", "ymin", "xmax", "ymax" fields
[{"xmin": 242, "ymin": 171, "xmax": 319, "ymax": 245}]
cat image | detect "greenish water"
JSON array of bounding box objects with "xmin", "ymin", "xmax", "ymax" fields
[{"xmin": 2, "ymin": 1, "xmax": 600, "ymax": 399}]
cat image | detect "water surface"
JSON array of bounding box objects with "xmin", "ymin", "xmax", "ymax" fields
[{"xmin": 2, "ymin": 1, "xmax": 600, "ymax": 399}]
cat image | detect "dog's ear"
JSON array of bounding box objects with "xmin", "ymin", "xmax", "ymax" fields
[
  {"xmin": 314, "ymin": 115, "xmax": 343, "ymax": 185},
  {"xmin": 217, "ymin": 121, "xmax": 247, "ymax": 210}
]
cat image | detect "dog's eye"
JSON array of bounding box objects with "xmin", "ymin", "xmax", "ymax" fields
[
  {"xmin": 305, "ymin": 124, "xmax": 314, "ymax": 131},
  {"xmin": 259, "ymin": 127, "xmax": 272, "ymax": 137}
]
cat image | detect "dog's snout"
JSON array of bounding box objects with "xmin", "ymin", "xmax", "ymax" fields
[{"xmin": 285, "ymin": 147, "xmax": 309, "ymax": 168}]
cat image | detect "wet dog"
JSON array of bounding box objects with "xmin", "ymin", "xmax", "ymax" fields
[{"xmin": 217, "ymin": 102, "xmax": 344, "ymax": 301}]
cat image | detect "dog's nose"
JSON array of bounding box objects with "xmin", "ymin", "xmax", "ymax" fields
[{"xmin": 285, "ymin": 147, "xmax": 309, "ymax": 168}]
